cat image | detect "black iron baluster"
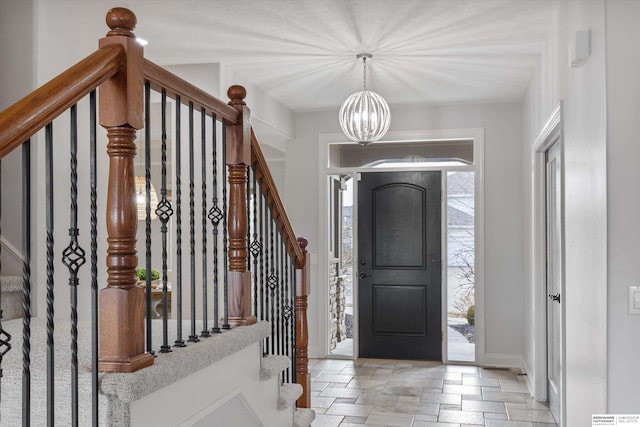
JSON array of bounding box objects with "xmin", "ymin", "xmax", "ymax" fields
[
  {"xmin": 188, "ymin": 102, "xmax": 199, "ymax": 343},
  {"xmin": 174, "ymin": 96, "xmax": 186, "ymax": 348},
  {"xmin": 45, "ymin": 122, "xmax": 55, "ymax": 426},
  {"xmin": 292, "ymin": 256, "xmax": 297, "ymax": 384},
  {"xmin": 89, "ymin": 90, "xmax": 99, "ymax": 427},
  {"xmin": 156, "ymin": 90, "xmax": 173, "ymax": 353},
  {"xmin": 200, "ymin": 109, "xmax": 210, "ymax": 338},
  {"xmin": 222, "ymin": 122, "xmax": 230, "ymax": 330},
  {"xmin": 275, "ymin": 220, "xmax": 282, "ymax": 357},
  {"xmin": 247, "ymin": 167, "xmax": 251, "ymax": 280},
  {"xmin": 283, "ymin": 252, "xmax": 292, "ymax": 383},
  {"xmin": 144, "ymin": 82, "xmax": 154, "ymax": 354},
  {"xmin": 258, "ymin": 182, "xmax": 265, "ymax": 322},
  {"xmin": 62, "ymin": 104, "xmax": 87, "ymax": 427},
  {"xmin": 22, "ymin": 138, "xmax": 31, "ymax": 427},
  {"xmin": 264, "ymin": 200, "xmax": 271, "ymax": 354},
  {"xmin": 268, "ymin": 209, "xmax": 277, "ymax": 355},
  {"xmin": 279, "ymin": 231, "xmax": 285, "ymax": 360},
  {"xmin": 249, "ymin": 167, "xmax": 260, "ymax": 318},
  {"xmin": 208, "ymin": 115, "xmax": 222, "ymax": 334},
  {"xmin": 0, "ymin": 158, "xmax": 11, "ymax": 417}
]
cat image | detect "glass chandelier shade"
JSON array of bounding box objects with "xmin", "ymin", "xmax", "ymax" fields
[
  {"xmin": 339, "ymin": 54, "xmax": 391, "ymax": 146},
  {"xmin": 135, "ymin": 176, "xmax": 158, "ymax": 221}
]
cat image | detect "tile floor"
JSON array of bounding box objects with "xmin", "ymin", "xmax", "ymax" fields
[{"xmin": 309, "ymin": 358, "xmax": 557, "ymax": 427}]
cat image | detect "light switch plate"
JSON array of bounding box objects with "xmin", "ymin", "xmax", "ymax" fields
[{"xmin": 629, "ymin": 286, "xmax": 640, "ymax": 315}]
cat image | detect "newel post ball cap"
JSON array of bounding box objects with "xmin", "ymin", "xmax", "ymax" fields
[
  {"xmin": 228, "ymin": 85, "xmax": 247, "ymax": 106},
  {"xmin": 297, "ymin": 237, "xmax": 308, "ymax": 251},
  {"xmin": 106, "ymin": 7, "xmax": 137, "ymax": 37}
]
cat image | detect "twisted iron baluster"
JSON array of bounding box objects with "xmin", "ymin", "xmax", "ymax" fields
[
  {"xmin": 264, "ymin": 197, "xmax": 271, "ymax": 354},
  {"xmin": 279, "ymin": 230, "xmax": 285, "ymax": 361},
  {"xmin": 45, "ymin": 122, "xmax": 55, "ymax": 426},
  {"xmin": 200, "ymin": 109, "xmax": 210, "ymax": 338},
  {"xmin": 0, "ymin": 157, "xmax": 12, "ymax": 421},
  {"xmin": 292, "ymin": 256, "xmax": 297, "ymax": 384},
  {"xmin": 89, "ymin": 90, "xmax": 99, "ymax": 426},
  {"xmin": 209, "ymin": 115, "xmax": 222, "ymax": 334},
  {"xmin": 249, "ymin": 166, "xmax": 260, "ymax": 317},
  {"xmin": 283, "ymin": 252, "xmax": 292, "ymax": 382},
  {"xmin": 156, "ymin": 90, "xmax": 173, "ymax": 353},
  {"xmin": 61, "ymin": 105, "xmax": 87, "ymax": 427},
  {"xmin": 144, "ymin": 82, "xmax": 154, "ymax": 353},
  {"xmin": 258, "ymin": 181, "xmax": 265, "ymax": 323},
  {"xmin": 21, "ymin": 139, "xmax": 32, "ymax": 426},
  {"xmin": 188, "ymin": 102, "xmax": 199, "ymax": 343},
  {"xmin": 222, "ymin": 122, "xmax": 230, "ymax": 330},
  {"xmin": 174, "ymin": 96, "xmax": 186, "ymax": 348},
  {"xmin": 268, "ymin": 209, "xmax": 277, "ymax": 355}
]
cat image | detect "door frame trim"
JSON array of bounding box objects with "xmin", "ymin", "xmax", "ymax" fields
[
  {"xmin": 532, "ymin": 101, "xmax": 565, "ymax": 425},
  {"xmin": 318, "ymin": 128, "xmax": 485, "ymax": 364}
]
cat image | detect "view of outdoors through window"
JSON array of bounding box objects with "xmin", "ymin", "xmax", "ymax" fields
[{"xmin": 447, "ymin": 171, "xmax": 475, "ymax": 362}]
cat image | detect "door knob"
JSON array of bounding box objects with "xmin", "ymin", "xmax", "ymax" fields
[
  {"xmin": 548, "ymin": 293, "xmax": 561, "ymax": 303},
  {"xmin": 358, "ymin": 272, "xmax": 370, "ymax": 279}
]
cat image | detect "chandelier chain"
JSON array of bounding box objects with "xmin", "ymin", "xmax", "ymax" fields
[{"xmin": 362, "ymin": 57, "xmax": 367, "ymax": 91}]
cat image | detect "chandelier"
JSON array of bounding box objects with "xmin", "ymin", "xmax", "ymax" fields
[{"xmin": 338, "ymin": 53, "xmax": 391, "ymax": 146}]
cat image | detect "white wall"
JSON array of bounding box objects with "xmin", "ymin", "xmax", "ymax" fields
[
  {"xmin": 605, "ymin": 0, "xmax": 640, "ymax": 413},
  {"xmin": 287, "ymin": 102, "xmax": 524, "ymax": 361},
  {"xmin": 0, "ymin": 0, "xmax": 36, "ymax": 274},
  {"xmin": 522, "ymin": 0, "xmax": 608, "ymax": 424}
]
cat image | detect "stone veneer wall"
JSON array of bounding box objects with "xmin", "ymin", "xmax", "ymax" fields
[{"xmin": 328, "ymin": 261, "xmax": 346, "ymax": 350}]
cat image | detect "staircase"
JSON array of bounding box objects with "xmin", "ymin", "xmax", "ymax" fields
[{"xmin": 0, "ymin": 6, "xmax": 313, "ymax": 426}]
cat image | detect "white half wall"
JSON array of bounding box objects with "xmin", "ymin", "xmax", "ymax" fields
[{"xmin": 287, "ymin": 102, "xmax": 524, "ymax": 362}]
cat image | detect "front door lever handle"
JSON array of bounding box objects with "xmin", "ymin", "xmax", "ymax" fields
[
  {"xmin": 548, "ymin": 293, "xmax": 561, "ymax": 303},
  {"xmin": 358, "ymin": 272, "xmax": 370, "ymax": 280}
]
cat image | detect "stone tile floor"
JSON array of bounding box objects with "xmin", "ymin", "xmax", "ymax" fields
[{"xmin": 309, "ymin": 358, "xmax": 558, "ymax": 427}]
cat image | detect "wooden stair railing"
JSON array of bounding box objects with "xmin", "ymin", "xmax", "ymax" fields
[
  {"xmin": 250, "ymin": 129, "xmax": 310, "ymax": 408},
  {"xmin": 0, "ymin": 5, "xmax": 311, "ymax": 407}
]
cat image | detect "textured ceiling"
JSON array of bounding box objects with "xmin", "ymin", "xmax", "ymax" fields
[{"xmin": 115, "ymin": 0, "xmax": 557, "ymax": 112}]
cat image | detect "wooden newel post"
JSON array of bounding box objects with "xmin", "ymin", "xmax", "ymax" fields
[
  {"xmin": 296, "ymin": 237, "xmax": 311, "ymax": 408},
  {"xmin": 97, "ymin": 8, "xmax": 154, "ymax": 372},
  {"xmin": 226, "ymin": 85, "xmax": 257, "ymax": 326}
]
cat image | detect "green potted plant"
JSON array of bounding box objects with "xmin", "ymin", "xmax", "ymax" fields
[{"xmin": 136, "ymin": 268, "xmax": 160, "ymax": 287}]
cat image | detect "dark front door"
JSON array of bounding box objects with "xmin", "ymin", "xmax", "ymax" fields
[{"xmin": 358, "ymin": 171, "xmax": 442, "ymax": 360}]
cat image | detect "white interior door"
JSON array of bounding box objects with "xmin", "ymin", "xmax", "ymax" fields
[{"xmin": 545, "ymin": 140, "xmax": 562, "ymax": 425}]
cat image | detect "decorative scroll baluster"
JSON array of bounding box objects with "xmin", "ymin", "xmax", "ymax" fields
[
  {"xmin": 156, "ymin": 89, "xmax": 173, "ymax": 353},
  {"xmin": 174, "ymin": 96, "xmax": 186, "ymax": 348},
  {"xmin": 275, "ymin": 220, "xmax": 281, "ymax": 356},
  {"xmin": 62, "ymin": 104, "xmax": 87, "ymax": 427},
  {"xmin": 144, "ymin": 81, "xmax": 154, "ymax": 354},
  {"xmin": 200, "ymin": 109, "xmax": 210, "ymax": 338},
  {"xmin": 268, "ymin": 211, "xmax": 277, "ymax": 355},
  {"xmin": 258, "ymin": 182, "xmax": 265, "ymax": 322},
  {"xmin": 292, "ymin": 256, "xmax": 297, "ymax": 384},
  {"xmin": 283, "ymin": 253, "xmax": 292, "ymax": 382},
  {"xmin": 247, "ymin": 167, "xmax": 252, "ymax": 313},
  {"xmin": 209, "ymin": 115, "xmax": 222, "ymax": 334},
  {"xmin": 0, "ymin": 158, "xmax": 10, "ymax": 418},
  {"xmin": 22, "ymin": 138, "xmax": 31, "ymax": 427},
  {"xmin": 89, "ymin": 90, "xmax": 99, "ymax": 426},
  {"xmin": 45, "ymin": 122, "xmax": 55, "ymax": 426},
  {"xmin": 264, "ymin": 202, "xmax": 271, "ymax": 353},
  {"xmin": 188, "ymin": 102, "xmax": 199, "ymax": 343},
  {"xmin": 249, "ymin": 168, "xmax": 260, "ymax": 318},
  {"xmin": 222, "ymin": 122, "xmax": 230, "ymax": 330},
  {"xmin": 279, "ymin": 230, "xmax": 285, "ymax": 359}
]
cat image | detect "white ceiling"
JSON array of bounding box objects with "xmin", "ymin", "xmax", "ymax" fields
[{"xmin": 118, "ymin": 0, "xmax": 557, "ymax": 112}]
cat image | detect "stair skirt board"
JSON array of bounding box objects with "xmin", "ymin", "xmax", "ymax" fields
[{"xmin": 0, "ymin": 318, "xmax": 298, "ymax": 426}]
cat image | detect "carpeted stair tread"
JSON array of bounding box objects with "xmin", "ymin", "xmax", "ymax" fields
[
  {"xmin": 277, "ymin": 383, "xmax": 302, "ymax": 410},
  {"xmin": 293, "ymin": 407, "xmax": 316, "ymax": 427},
  {"xmin": 260, "ymin": 354, "xmax": 290, "ymax": 381}
]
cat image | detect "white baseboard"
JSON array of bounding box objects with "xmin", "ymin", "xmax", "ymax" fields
[
  {"xmin": 482, "ymin": 353, "xmax": 525, "ymax": 373},
  {"xmin": 308, "ymin": 346, "xmax": 322, "ymax": 359}
]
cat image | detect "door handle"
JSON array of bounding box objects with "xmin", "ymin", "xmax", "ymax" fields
[
  {"xmin": 358, "ymin": 272, "xmax": 370, "ymax": 279},
  {"xmin": 548, "ymin": 293, "xmax": 561, "ymax": 303}
]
